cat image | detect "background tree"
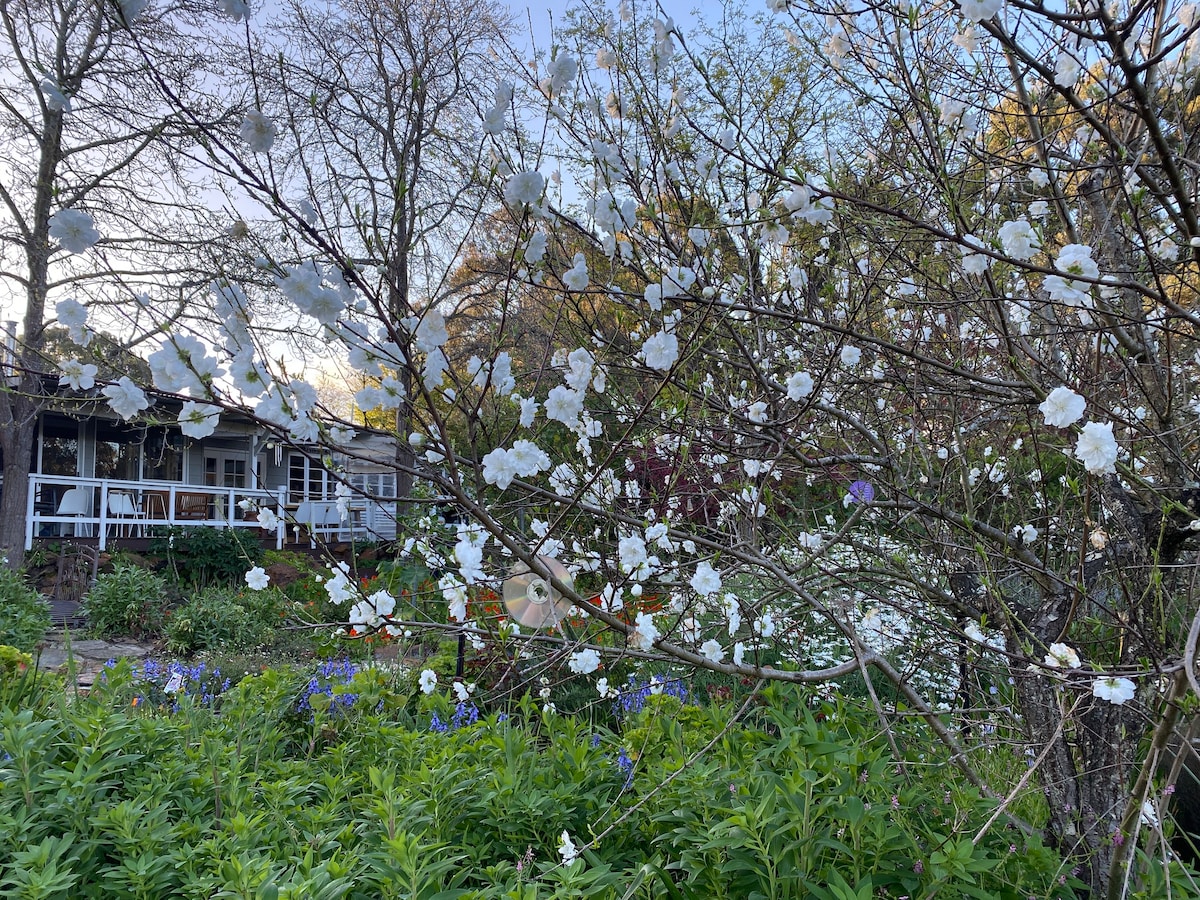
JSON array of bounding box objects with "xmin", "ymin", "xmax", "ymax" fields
[
  {"xmin": 0, "ymin": 0, "xmax": 230, "ymax": 566},
  {"xmin": 177, "ymin": 0, "xmax": 514, "ymax": 514}
]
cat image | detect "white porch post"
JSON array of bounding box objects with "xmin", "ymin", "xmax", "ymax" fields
[
  {"xmin": 97, "ymin": 482, "xmax": 109, "ymax": 551},
  {"xmin": 24, "ymin": 473, "xmax": 36, "ymax": 551},
  {"xmin": 275, "ymin": 486, "xmax": 286, "ymax": 550}
]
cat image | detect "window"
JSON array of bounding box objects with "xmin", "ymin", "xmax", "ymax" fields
[
  {"xmin": 288, "ymin": 453, "xmax": 332, "ymax": 503},
  {"xmin": 39, "ymin": 418, "xmax": 81, "ymax": 476},
  {"xmin": 349, "ymin": 472, "xmax": 397, "ymax": 500},
  {"xmin": 205, "ymin": 453, "xmax": 247, "ymax": 488},
  {"xmin": 94, "ymin": 421, "xmax": 143, "ymax": 481},
  {"xmin": 142, "ymin": 430, "xmax": 184, "ymax": 482}
]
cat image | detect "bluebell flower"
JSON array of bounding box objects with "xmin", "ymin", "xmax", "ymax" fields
[
  {"xmin": 452, "ymin": 702, "xmax": 479, "ymax": 729},
  {"xmin": 616, "ymin": 748, "xmax": 634, "ymax": 787}
]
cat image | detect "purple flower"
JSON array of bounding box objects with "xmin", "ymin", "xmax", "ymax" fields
[
  {"xmin": 616, "ymin": 747, "xmax": 635, "ymax": 786},
  {"xmin": 452, "ymin": 702, "xmax": 479, "ymax": 729},
  {"xmin": 849, "ymin": 480, "xmax": 875, "ymax": 503}
]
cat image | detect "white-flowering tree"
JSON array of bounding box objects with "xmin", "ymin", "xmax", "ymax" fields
[
  {"xmin": 126, "ymin": 0, "xmax": 1200, "ymax": 891},
  {"xmin": 0, "ymin": 0, "xmax": 235, "ymax": 565},
  {"xmin": 129, "ymin": 0, "xmax": 514, "ymax": 509}
]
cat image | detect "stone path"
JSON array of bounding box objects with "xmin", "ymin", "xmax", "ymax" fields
[{"xmin": 36, "ymin": 630, "xmax": 157, "ymax": 689}]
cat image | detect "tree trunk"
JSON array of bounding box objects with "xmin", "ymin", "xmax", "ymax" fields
[
  {"xmin": 1007, "ymin": 476, "xmax": 1156, "ymax": 895},
  {"xmin": 0, "ymin": 390, "xmax": 39, "ymax": 569}
]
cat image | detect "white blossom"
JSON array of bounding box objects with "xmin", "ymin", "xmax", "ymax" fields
[
  {"xmin": 618, "ymin": 534, "xmax": 648, "ymax": 572},
  {"xmin": 524, "ymin": 231, "xmax": 548, "ymax": 263},
  {"xmin": 1039, "ymin": 386, "xmax": 1086, "ymax": 428},
  {"xmin": 454, "ymin": 536, "xmax": 486, "ymax": 584},
  {"xmin": 419, "ymin": 669, "xmax": 438, "ymax": 694},
  {"xmin": 631, "ymin": 611, "xmax": 659, "ymax": 650},
  {"xmin": 414, "ymin": 308, "xmax": 449, "ymax": 353},
  {"xmin": 101, "ymin": 377, "xmax": 149, "ymax": 421},
  {"xmin": 1054, "ymin": 50, "xmax": 1082, "ymax": 87},
  {"xmin": 244, "ymin": 566, "xmax": 270, "ymax": 591},
  {"xmin": 545, "ymin": 386, "xmax": 584, "ymax": 429},
  {"xmin": 504, "ymin": 170, "xmax": 545, "ymax": 206},
  {"xmin": 58, "ymin": 359, "xmax": 97, "ymax": 391},
  {"xmin": 998, "ymin": 218, "xmax": 1040, "ymax": 260},
  {"xmin": 1044, "ymin": 642, "xmax": 1081, "ymax": 669},
  {"xmin": 441, "ymin": 574, "xmax": 469, "ymax": 622},
  {"xmin": 481, "ymin": 447, "xmax": 520, "ymax": 490},
  {"xmin": 558, "ymin": 830, "xmax": 580, "ymax": 864},
  {"xmin": 568, "ymin": 648, "xmax": 602, "ymax": 674},
  {"xmin": 518, "ymin": 396, "xmax": 539, "ymax": 427},
  {"xmin": 1044, "ymin": 244, "xmax": 1099, "ymax": 306},
  {"xmin": 276, "ymin": 264, "xmax": 344, "ymax": 326},
  {"xmin": 700, "ymin": 638, "xmax": 725, "ymax": 663},
  {"xmin": 562, "ymin": 253, "xmax": 589, "ymax": 291},
  {"xmin": 732, "ymin": 642, "xmax": 746, "ymax": 666},
  {"xmin": 786, "ymin": 371, "xmax": 814, "ymax": 401},
  {"xmin": 482, "ymin": 104, "xmax": 507, "ymax": 135},
  {"xmin": 323, "ymin": 562, "xmax": 355, "ymax": 606},
  {"xmin": 452, "ymin": 681, "xmax": 475, "ymax": 703},
  {"xmin": 240, "ymin": 110, "xmax": 276, "ymax": 153},
  {"xmin": 541, "ymin": 54, "xmax": 578, "ymax": 98},
  {"xmin": 1074, "ymin": 422, "xmax": 1119, "ymax": 474},
  {"xmin": 178, "ymin": 401, "xmax": 221, "ymax": 439},
  {"xmin": 690, "ymin": 561, "xmax": 722, "ymax": 596},
  {"xmin": 49, "ymin": 209, "xmax": 100, "ymax": 253},
  {"xmin": 959, "ymin": 0, "xmax": 1002, "ymax": 23},
  {"xmin": 508, "ymin": 439, "xmax": 551, "ymax": 477},
  {"xmin": 640, "ymin": 330, "xmax": 679, "ymax": 370},
  {"xmin": 754, "ymin": 612, "xmax": 776, "ymax": 638},
  {"xmin": 1013, "ymin": 523, "xmax": 1039, "ymax": 543},
  {"xmin": 1093, "ymin": 676, "xmax": 1136, "ymax": 705},
  {"xmin": 960, "ymin": 235, "xmax": 990, "ymax": 274}
]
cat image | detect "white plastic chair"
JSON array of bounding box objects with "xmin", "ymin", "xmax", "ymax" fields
[
  {"xmin": 55, "ymin": 488, "xmax": 93, "ymax": 537},
  {"xmin": 107, "ymin": 491, "xmax": 144, "ymax": 537},
  {"xmin": 296, "ymin": 500, "xmax": 343, "ymax": 546}
]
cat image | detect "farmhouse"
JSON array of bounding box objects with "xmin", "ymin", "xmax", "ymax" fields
[{"xmin": 5, "ymin": 390, "xmax": 400, "ymax": 551}]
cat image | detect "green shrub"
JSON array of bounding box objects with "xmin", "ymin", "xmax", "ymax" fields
[
  {"xmin": 164, "ymin": 585, "xmax": 284, "ymax": 656},
  {"xmin": 0, "ymin": 673, "xmax": 1089, "ymax": 900},
  {"xmin": 0, "ymin": 646, "xmax": 32, "ymax": 679},
  {"xmin": 149, "ymin": 526, "xmax": 263, "ymax": 587},
  {"xmin": 0, "ymin": 566, "xmax": 51, "ymax": 652},
  {"xmin": 82, "ymin": 563, "xmax": 170, "ymax": 640}
]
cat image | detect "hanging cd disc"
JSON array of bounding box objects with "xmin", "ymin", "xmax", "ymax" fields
[{"xmin": 502, "ymin": 556, "xmax": 574, "ymax": 628}]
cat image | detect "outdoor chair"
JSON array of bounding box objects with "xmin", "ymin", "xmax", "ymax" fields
[
  {"xmin": 107, "ymin": 491, "xmax": 144, "ymax": 537},
  {"xmin": 55, "ymin": 488, "xmax": 93, "ymax": 538},
  {"xmin": 295, "ymin": 499, "xmax": 343, "ymax": 547},
  {"xmin": 175, "ymin": 491, "xmax": 210, "ymax": 520}
]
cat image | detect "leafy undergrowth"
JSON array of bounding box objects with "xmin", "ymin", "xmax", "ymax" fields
[{"xmin": 0, "ymin": 660, "xmax": 1095, "ymax": 900}]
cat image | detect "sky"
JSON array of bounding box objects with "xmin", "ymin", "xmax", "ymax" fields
[{"xmin": 0, "ymin": 0, "xmax": 710, "ymax": 338}]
